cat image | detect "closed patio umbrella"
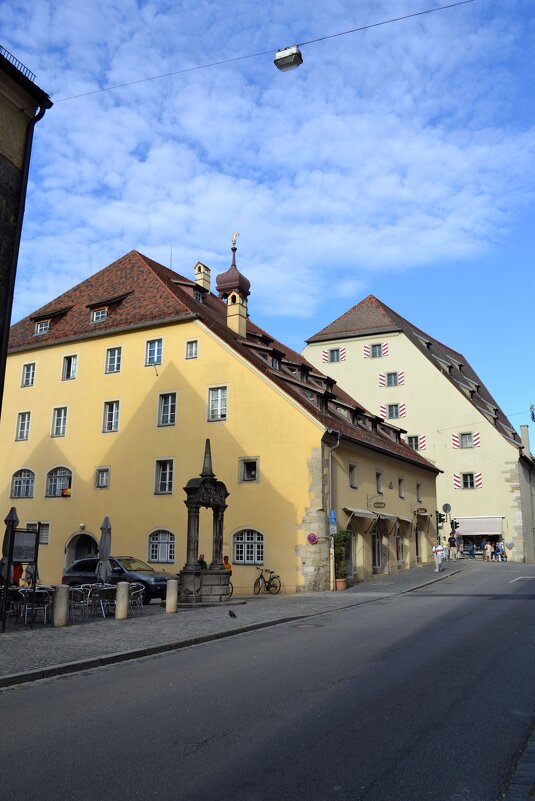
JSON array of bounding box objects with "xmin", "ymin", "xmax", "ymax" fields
[{"xmin": 96, "ymin": 516, "xmax": 112, "ymax": 584}]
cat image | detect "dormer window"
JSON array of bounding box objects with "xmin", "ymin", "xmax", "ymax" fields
[
  {"xmin": 271, "ymin": 356, "xmax": 280, "ymax": 369},
  {"xmin": 194, "ymin": 289, "xmax": 203, "ymax": 303},
  {"xmin": 35, "ymin": 320, "xmax": 50, "ymax": 335},
  {"xmin": 91, "ymin": 307, "xmax": 108, "ymax": 323}
]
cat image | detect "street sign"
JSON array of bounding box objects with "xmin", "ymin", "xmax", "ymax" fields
[
  {"xmin": 442, "ymin": 503, "xmax": 451, "ymax": 514},
  {"xmin": 329, "ymin": 509, "xmax": 337, "ymax": 525},
  {"xmin": 307, "ymin": 533, "xmax": 318, "ymax": 545},
  {"xmin": 329, "ymin": 523, "xmax": 337, "ymax": 535}
]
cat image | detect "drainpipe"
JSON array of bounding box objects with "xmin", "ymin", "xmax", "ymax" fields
[
  {"xmin": 327, "ymin": 430, "xmax": 342, "ymax": 591},
  {"xmin": 0, "ymin": 100, "xmax": 51, "ymax": 421}
]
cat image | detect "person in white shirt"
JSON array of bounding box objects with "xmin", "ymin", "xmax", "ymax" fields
[{"xmin": 432, "ymin": 541, "xmax": 444, "ymax": 573}]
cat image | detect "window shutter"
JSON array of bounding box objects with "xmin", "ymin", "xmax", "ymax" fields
[
  {"xmin": 379, "ymin": 372, "xmax": 386, "ymax": 386},
  {"xmin": 418, "ymin": 434, "xmax": 426, "ymax": 450},
  {"xmin": 363, "ymin": 345, "xmax": 370, "ymax": 358},
  {"xmin": 399, "ymin": 403, "xmax": 406, "ymax": 417},
  {"xmin": 451, "ymin": 433, "xmax": 460, "ymax": 449},
  {"xmin": 322, "ymin": 349, "xmax": 328, "ymax": 363},
  {"xmin": 453, "ymin": 473, "xmax": 461, "ymax": 489},
  {"xmin": 382, "ymin": 342, "xmax": 389, "ymax": 356},
  {"xmin": 398, "ymin": 370, "xmax": 405, "ymax": 385},
  {"xmin": 473, "ymin": 431, "xmax": 480, "ymax": 447},
  {"xmin": 379, "ymin": 404, "xmax": 387, "ymax": 419},
  {"xmin": 339, "ymin": 347, "xmax": 346, "ymax": 361},
  {"xmin": 475, "ymin": 472, "xmax": 483, "ymax": 488}
]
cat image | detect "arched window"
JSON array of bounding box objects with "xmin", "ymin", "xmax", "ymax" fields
[
  {"xmin": 11, "ymin": 469, "xmax": 35, "ymax": 498},
  {"xmin": 233, "ymin": 529, "xmax": 264, "ymax": 565},
  {"xmin": 148, "ymin": 530, "xmax": 175, "ymax": 563},
  {"xmin": 46, "ymin": 467, "xmax": 72, "ymax": 497}
]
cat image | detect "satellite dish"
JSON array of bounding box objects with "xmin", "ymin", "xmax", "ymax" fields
[{"xmin": 442, "ymin": 503, "xmax": 451, "ymax": 513}]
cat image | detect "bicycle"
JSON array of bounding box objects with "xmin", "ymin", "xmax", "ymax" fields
[{"xmin": 253, "ymin": 567, "xmax": 281, "ymax": 595}]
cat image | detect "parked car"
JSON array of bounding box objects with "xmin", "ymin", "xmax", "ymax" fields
[{"xmin": 61, "ymin": 556, "xmax": 175, "ymax": 603}]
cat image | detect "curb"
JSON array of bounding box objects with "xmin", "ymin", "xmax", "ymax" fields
[{"xmin": 0, "ymin": 568, "xmax": 461, "ymax": 690}]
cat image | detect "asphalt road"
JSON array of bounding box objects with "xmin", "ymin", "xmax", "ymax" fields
[{"xmin": 1, "ymin": 564, "xmax": 534, "ymax": 801}]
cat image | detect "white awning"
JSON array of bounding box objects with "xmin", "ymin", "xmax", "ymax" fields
[
  {"xmin": 343, "ymin": 507, "xmax": 377, "ymax": 519},
  {"xmin": 377, "ymin": 512, "xmax": 398, "ymax": 521},
  {"xmin": 397, "ymin": 515, "xmax": 412, "ymax": 523},
  {"xmin": 455, "ymin": 516, "xmax": 504, "ymax": 536}
]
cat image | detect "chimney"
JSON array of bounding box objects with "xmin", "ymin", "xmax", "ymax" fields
[
  {"xmin": 194, "ymin": 262, "xmax": 211, "ymax": 292},
  {"xmin": 521, "ymin": 425, "xmax": 532, "ymax": 458}
]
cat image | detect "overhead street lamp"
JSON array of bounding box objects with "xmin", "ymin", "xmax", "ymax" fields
[{"xmin": 274, "ymin": 45, "xmax": 303, "ymax": 72}]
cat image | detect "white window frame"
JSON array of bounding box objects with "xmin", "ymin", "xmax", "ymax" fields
[
  {"xmin": 387, "ymin": 403, "xmax": 399, "ymax": 419},
  {"xmin": 460, "ymin": 432, "xmax": 473, "ymax": 449},
  {"xmin": 16, "ymin": 411, "xmax": 31, "ymax": 441},
  {"xmin": 148, "ymin": 529, "xmax": 175, "ymax": 563},
  {"xmin": 91, "ymin": 307, "xmax": 108, "ymax": 323},
  {"xmin": 462, "ymin": 472, "xmax": 475, "ymax": 489},
  {"xmin": 11, "ymin": 469, "xmax": 35, "ymax": 498},
  {"xmin": 34, "ymin": 320, "xmax": 50, "ymax": 335},
  {"xmin": 95, "ymin": 467, "xmax": 110, "ymax": 489},
  {"xmin": 46, "ymin": 467, "xmax": 72, "ymax": 497},
  {"xmin": 155, "ymin": 459, "xmax": 174, "ymax": 494},
  {"xmin": 185, "ymin": 339, "xmax": 198, "ymax": 360},
  {"xmin": 62, "ymin": 354, "xmax": 77, "ymax": 381},
  {"xmin": 105, "ymin": 346, "xmax": 122, "ymax": 374},
  {"xmin": 146, "ymin": 338, "xmax": 163, "ymax": 366},
  {"xmin": 371, "ymin": 343, "xmax": 382, "ymax": 358},
  {"xmin": 103, "ymin": 401, "xmax": 120, "ymax": 432},
  {"xmin": 238, "ymin": 457, "xmax": 259, "ymax": 483},
  {"xmin": 52, "ymin": 407, "xmax": 67, "ymax": 437},
  {"xmin": 329, "ymin": 349, "xmax": 340, "ymax": 363},
  {"xmin": 386, "ymin": 372, "xmax": 398, "ymax": 387},
  {"xmin": 233, "ymin": 529, "xmax": 264, "ymax": 564},
  {"xmin": 158, "ymin": 392, "xmax": 177, "ymax": 427},
  {"xmin": 27, "ymin": 521, "xmax": 50, "ymax": 545},
  {"xmin": 208, "ymin": 386, "xmax": 227, "ymax": 421},
  {"xmin": 21, "ymin": 363, "xmax": 35, "ymax": 387},
  {"xmin": 408, "ymin": 435, "xmax": 419, "ymax": 451}
]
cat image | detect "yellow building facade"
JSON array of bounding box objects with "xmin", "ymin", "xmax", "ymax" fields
[{"xmin": 1, "ymin": 252, "xmax": 439, "ymax": 592}]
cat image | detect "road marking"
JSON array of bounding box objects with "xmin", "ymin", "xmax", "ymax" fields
[{"xmin": 509, "ymin": 576, "xmax": 535, "ymax": 583}]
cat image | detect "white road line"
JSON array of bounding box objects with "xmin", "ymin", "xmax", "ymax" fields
[{"xmin": 509, "ymin": 576, "xmax": 535, "ymax": 583}]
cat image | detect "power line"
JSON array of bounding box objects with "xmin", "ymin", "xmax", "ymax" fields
[{"xmin": 54, "ymin": 0, "xmax": 476, "ymax": 103}]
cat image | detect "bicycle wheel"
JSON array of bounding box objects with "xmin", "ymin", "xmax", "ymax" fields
[
  {"xmin": 268, "ymin": 576, "xmax": 281, "ymax": 594},
  {"xmin": 228, "ymin": 581, "xmax": 233, "ymax": 599},
  {"xmin": 253, "ymin": 577, "xmax": 262, "ymax": 595}
]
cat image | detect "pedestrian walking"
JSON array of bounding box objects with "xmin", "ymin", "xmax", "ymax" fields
[
  {"xmin": 432, "ymin": 541, "xmax": 444, "ymax": 573},
  {"xmin": 443, "ymin": 538, "xmax": 449, "ymax": 561},
  {"xmin": 484, "ymin": 541, "xmax": 493, "ymax": 562},
  {"xmin": 448, "ymin": 531, "xmax": 457, "ymax": 559},
  {"xmin": 468, "ymin": 541, "xmax": 475, "ymax": 560}
]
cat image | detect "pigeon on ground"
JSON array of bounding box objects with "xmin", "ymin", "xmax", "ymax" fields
[{"xmin": 228, "ymin": 610, "xmax": 237, "ymax": 618}]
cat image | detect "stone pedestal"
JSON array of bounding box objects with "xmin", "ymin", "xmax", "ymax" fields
[
  {"xmin": 179, "ymin": 568, "xmax": 202, "ymax": 604},
  {"xmin": 200, "ymin": 569, "xmax": 231, "ymax": 603}
]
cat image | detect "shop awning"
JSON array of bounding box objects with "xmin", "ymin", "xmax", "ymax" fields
[
  {"xmin": 377, "ymin": 512, "xmax": 398, "ymax": 521},
  {"xmin": 343, "ymin": 507, "xmax": 377, "ymax": 519},
  {"xmin": 456, "ymin": 516, "xmax": 504, "ymax": 536},
  {"xmin": 397, "ymin": 515, "xmax": 412, "ymax": 523}
]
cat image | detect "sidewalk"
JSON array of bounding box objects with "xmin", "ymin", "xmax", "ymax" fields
[{"xmin": 0, "ymin": 561, "xmax": 463, "ymax": 689}]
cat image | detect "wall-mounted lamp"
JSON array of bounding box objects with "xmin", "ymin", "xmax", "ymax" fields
[
  {"xmin": 274, "ymin": 45, "xmax": 303, "ymax": 71},
  {"xmin": 79, "ymin": 523, "xmax": 85, "ymax": 529}
]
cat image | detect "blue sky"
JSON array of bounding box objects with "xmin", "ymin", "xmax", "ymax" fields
[{"xmin": 2, "ymin": 0, "xmax": 534, "ymax": 432}]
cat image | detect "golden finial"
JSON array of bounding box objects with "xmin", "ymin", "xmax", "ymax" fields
[{"xmin": 232, "ymin": 232, "xmax": 240, "ymax": 245}]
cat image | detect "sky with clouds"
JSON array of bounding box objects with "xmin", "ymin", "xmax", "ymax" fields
[{"xmin": 2, "ymin": 0, "xmax": 534, "ymax": 430}]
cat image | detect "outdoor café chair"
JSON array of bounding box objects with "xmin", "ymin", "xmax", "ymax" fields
[
  {"xmin": 128, "ymin": 582, "xmax": 145, "ymax": 615},
  {"xmin": 68, "ymin": 587, "xmax": 90, "ymax": 622}
]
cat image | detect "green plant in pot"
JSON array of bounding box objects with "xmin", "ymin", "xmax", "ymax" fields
[{"xmin": 334, "ymin": 529, "xmax": 349, "ymax": 580}]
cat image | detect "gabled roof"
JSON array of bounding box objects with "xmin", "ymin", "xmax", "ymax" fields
[
  {"xmin": 307, "ymin": 294, "xmax": 523, "ymax": 453},
  {"xmin": 8, "ymin": 253, "xmax": 439, "ymax": 474}
]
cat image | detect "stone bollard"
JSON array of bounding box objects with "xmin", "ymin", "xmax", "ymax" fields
[
  {"xmin": 115, "ymin": 581, "xmax": 129, "ymax": 620},
  {"xmin": 166, "ymin": 579, "xmax": 178, "ymax": 613},
  {"xmin": 53, "ymin": 584, "xmax": 70, "ymax": 627}
]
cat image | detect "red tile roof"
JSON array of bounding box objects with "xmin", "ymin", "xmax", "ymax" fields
[{"xmin": 9, "ymin": 252, "xmax": 439, "ymax": 473}]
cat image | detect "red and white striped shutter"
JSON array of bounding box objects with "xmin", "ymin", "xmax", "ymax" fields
[
  {"xmin": 473, "ymin": 431, "xmax": 480, "ymax": 447},
  {"xmin": 382, "ymin": 342, "xmax": 389, "ymax": 356},
  {"xmin": 379, "ymin": 372, "xmax": 386, "ymax": 386},
  {"xmin": 452, "ymin": 433, "xmax": 460, "ymax": 449},
  {"xmin": 379, "ymin": 404, "xmax": 387, "ymax": 419},
  {"xmin": 418, "ymin": 434, "xmax": 426, "ymax": 450},
  {"xmin": 363, "ymin": 345, "xmax": 370, "ymax": 358},
  {"xmin": 399, "ymin": 403, "xmax": 406, "ymax": 417},
  {"xmin": 400, "ymin": 434, "xmax": 407, "ymax": 443},
  {"xmin": 475, "ymin": 472, "xmax": 483, "ymax": 488},
  {"xmin": 453, "ymin": 473, "xmax": 462, "ymax": 489},
  {"xmin": 322, "ymin": 349, "xmax": 328, "ymax": 363},
  {"xmin": 398, "ymin": 370, "xmax": 405, "ymax": 385},
  {"xmin": 339, "ymin": 347, "xmax": 346, "ymax": 361}
]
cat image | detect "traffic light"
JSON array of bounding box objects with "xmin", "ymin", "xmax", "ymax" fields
[
  {"xmin": 451, "ymin": 519, "xmax": 459, "ymax": 530},
  {"xmin": 435, "ymin": 511, "xmax": 445, "ymax": 527}
]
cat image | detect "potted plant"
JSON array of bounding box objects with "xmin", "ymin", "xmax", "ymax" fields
[{"xmin": 334, "ymin": 530, "xmax": 348, "ymax": 590}]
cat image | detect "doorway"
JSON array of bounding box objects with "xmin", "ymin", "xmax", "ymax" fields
[{"xmin": 65, "ymin": 532, "xmax": 98, "ymax": 568}]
